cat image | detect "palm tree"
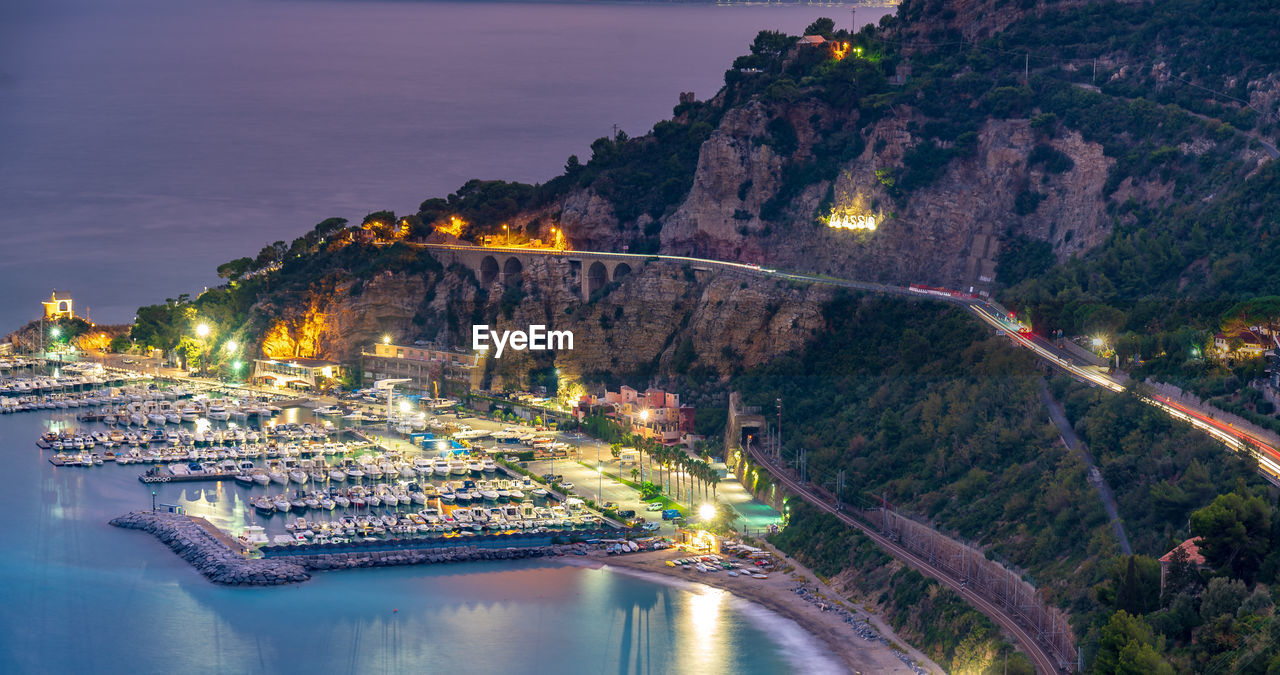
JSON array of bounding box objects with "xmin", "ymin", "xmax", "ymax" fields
[
  {"xmin": 696, "ymin": 458, "xmax": 706, "ymax": 502},
  {"xmin": 701, "ymin": 461, "xmax": 712, "ymax": 502},
  {"xmin": 677, "ymin": 453, "xmax": 690, "ymax": 503}
]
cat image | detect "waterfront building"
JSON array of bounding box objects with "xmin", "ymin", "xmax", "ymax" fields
[
  {"xmin": 577, "ymin": 385, "xmax": 694, "ymax": 444},
  {"xmin": 361, "ymin": 342, "xmax": 484, "ymax": 398},
  {"xmin": 251, "ymin": 358, "xmax": 344, "ymax": 390},
  {"xmin": 42, "ymin": 290, "xmax": 75, "ymax": 320}
]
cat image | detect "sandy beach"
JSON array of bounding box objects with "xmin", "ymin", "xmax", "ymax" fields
[{"xmin": 565, "ymin": 547, "xmax": 943, "ymax": 675}]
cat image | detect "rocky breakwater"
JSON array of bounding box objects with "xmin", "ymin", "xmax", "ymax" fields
[
  {"xmin": 111, "ymin": 511, "xmax": 311, "ymax": 585},
  {"xmin": 110, "ymin": 511, "xmax": 588, "ymax": 586}
]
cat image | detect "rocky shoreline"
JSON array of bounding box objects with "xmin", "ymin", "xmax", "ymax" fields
[{"xmin": 110, "ymin": 511, "xmax": 580, "ymax": 586}]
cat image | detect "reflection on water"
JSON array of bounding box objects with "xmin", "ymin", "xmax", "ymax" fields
[{"xmin": 1, "ymin": 409, "xmax": 841, "ymax": 674}]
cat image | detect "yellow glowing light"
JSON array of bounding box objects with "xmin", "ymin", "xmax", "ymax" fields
[
  {"xmin": 832, "ymin": 41, "xmax": 851, "ymax": 60},
  {"xmin": 195, "ymin": 323, "xmax": 210, "ymax": 338},
  {"xmin": 382, "ymin": 335, "xmax": 392, "ymax": 345},
  {"xmin": 321, "ymin": 366, "xmax": 333, "ymax": 378},
  {"xmin": 399, "ymin": 400, "xmax": 411, "ymax": 413},
  {"xmin": 639, "ymin": 409, "xmax": 649, "ymax": 421},
  {"xmin": 827, "ymin": 208, "xmax": 877, "ymax": 231},
  {"xmin": 437, "ymin": 215, "xmax": 466, "ymax": 237},
  {"xmin": 224, "ymin": 340, "xmax": 238, "ymax": 353},
  {"xmin": 699, "ymin": 503, "xmax": 716, "ymax": 521}
]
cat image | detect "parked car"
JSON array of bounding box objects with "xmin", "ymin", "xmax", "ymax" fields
[
  {"xmin": 560, "ymin": 482, "xmax": 574, "ymax": 491},
  {"xmin": 645, "ymin": 502, "xmax": 665, "ymax": 512},
  {"xmin": 616, "ymin": 509, "xmax": 636, "ymax": 519},
  {"xmin": 641, "ymin": 522, "xmax": 662, "ymax": 532},
  {"xmin": 601, "ymin": 501, "xmax": 618, "ymax": 510},
  {"xmin": 661, "ymin": 509, "xmax": 682, "ymax": 520}
]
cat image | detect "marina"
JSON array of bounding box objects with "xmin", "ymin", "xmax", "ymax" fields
[{"xmin": 15, "ymin": 371, "xmax": 623, "ymax": 553}]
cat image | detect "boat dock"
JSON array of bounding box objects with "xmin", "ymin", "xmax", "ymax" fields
[
  {"xmin": 111, "ymin": 510, "xmax": 594, "ymax": 586},
  {"xmin": 138, "ymin": 471, "xmax": 239, "ymax": 484}
]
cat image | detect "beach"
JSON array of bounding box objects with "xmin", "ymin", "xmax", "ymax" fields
[{"xmin": 568, "ymin": 547, "xmax": 944, "ymax": 674}]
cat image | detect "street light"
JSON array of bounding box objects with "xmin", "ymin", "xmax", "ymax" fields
[
  {"xmin": 382, "ymin": 334, "xmax": 392, "ymax": 345},
  {"xmin": 225, "ymin": 340, "xmax": 238, "ymax": 353},
  {"xmin": 699, "ymin": 503, "xmax": 716, "ymax": 522},
  {"xmin": 503, "ymin": 223, "xmax": 510, "ymax": 246},
  {"xmin": 194, "ymin": 323, "xmax": 210, "ymax": 377}
]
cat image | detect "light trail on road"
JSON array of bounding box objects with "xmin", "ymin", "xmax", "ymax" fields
[{"xmin": 422, "ymin": 242, "xmax": 1280, "ymax": 483}]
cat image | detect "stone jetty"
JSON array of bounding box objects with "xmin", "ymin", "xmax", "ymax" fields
[{"xmin": 109, "ymin": 511, "xmax": 582, "ymax": 586}]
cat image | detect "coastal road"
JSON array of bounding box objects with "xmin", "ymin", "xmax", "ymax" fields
[
  {"xmin": 423, "ymin": 242, "xmax": 1280, "ymax": 483},
  {"xmin": 966, "ymin": 304, "xmax": 1280, "ymax": 484},
  {"xmin": 743, "ymin": 443, "xmax": 1064, "ymax": 675}
]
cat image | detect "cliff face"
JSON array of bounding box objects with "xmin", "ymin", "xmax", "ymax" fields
[
  {"xmin": 658, "ymin": 97, "xmax": 1115, "ymax": 293},
  {"xmin": 249, "ymin": 255, "xmax": 835, "ymax": 385}
]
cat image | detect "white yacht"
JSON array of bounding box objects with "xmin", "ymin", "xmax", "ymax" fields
[
  {"xmin": 412, "ymin": 457, "xmax": 433, "ymax": 476},
  {"xmin": 206, "ymin": 402, "xmax": 231, "ymax": 421},
  {"xmin": 238, "ymin": 525, "xmax": 269, "ymax": 547}
]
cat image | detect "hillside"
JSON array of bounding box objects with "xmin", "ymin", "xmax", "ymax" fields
[{"xmin": 113, "ymin": 1, "xmax": 1280, "ymax": 671}]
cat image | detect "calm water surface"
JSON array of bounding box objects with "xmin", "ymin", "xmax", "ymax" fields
[
  {"xmin": 0, "ymin": 406, "xmax": 845, "ymax": 673},
  {"xmin": 0, "ymin": 0, "xmax": 891, "ymax": 330}
]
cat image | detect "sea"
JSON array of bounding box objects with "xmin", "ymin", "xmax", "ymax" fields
[
  {"xmin": 1, "ymin": 402, "xmax": 849, "ymax": 673},
  {"xmin": 0, "ymin": 1, "xmax": 896, "ymax": 671},
  {"xmin": 0, "ymin": 0, "xmax": 892, "ymax": 331}
]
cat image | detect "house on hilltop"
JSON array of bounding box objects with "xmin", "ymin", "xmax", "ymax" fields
[
  {"xmin": 42, "ymin": 291, "xmax": 74, "ymax": 320},
  {"xmin": 1158, "ymin": 537, "xmax": 1206, "ymax": 592},
  {"xmin": 1213, "ymin": 330, "xmax": 1270, "ymax": 358}
]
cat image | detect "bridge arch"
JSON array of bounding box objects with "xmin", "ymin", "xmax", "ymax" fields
[
  {"xmin": 612, "ymin": 262, "xmax": 632, "ymax": 281},
  {"xmin": 502, "ymin": 257, "xmax": 524, "ymax": 286},
  {"xmin": 479, "ymin": 256, "xmax": 499, "ymax": 286},
  {"xmin": 587, "ymin": 261, "xmax": 608, "ymax": 297}
]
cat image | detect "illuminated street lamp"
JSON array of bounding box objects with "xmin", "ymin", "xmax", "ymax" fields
[
  {"xmin": 699, "ymin": 503, "xmax": 716, "ymax": 522},
  {"xmin": 382, "ymin": 334, "xmax": 392, "ymax": 345},
  {"xmin": 51, "ymin": 327, "xmax": 61, "ymax": 339},
  {"xmin": 503, "ymin": 223, "xmax": 510, "ymax": 246},
  {"xmin": 224, "ymin": 340, "xmax": 238, "ymax": 353},
  {"xmin": 194, "ymin": 323, "xmax": 210, "ymax": 376}
]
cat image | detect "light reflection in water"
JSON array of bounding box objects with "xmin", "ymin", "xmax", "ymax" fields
[{"xmin": 684, "ymin": 587, "xmax": 726, "ymax": 673}]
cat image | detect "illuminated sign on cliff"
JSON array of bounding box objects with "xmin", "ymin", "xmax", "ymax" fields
[{"xmin": 826, "ymin": 206, "xmax": 877, "ymax": 232}]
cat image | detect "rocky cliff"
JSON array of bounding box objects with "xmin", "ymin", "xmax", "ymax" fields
[
  {"xmin": 249, "ymin": 253, "xmax": 836, "ymax": 386},
  {"xmin": 657, "ymin": 96, "xmax": 1116, "ymax": 293}
]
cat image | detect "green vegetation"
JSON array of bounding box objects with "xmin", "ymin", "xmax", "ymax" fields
[
  {"xmin": 731, "ymin": 290, "xmax": 1272, "ymax": 670},
  {"xmin": 771, "ymin": 501, "xmax": 1032, "ymax": 673}
]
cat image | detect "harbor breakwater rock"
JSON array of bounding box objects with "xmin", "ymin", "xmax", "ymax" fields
[{"xmin": 110, "ymin": 511, "xmax": 582, "ymax": 586}]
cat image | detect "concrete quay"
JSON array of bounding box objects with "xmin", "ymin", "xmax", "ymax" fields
[{"xmin": 110, "ymin": 511, "xmax": 586, "ymax": 586}]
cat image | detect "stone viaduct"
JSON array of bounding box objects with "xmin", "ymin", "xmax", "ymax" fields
[{"xmin": 420, "ymin": 244, "xmax": 650, "ymax": 299}]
